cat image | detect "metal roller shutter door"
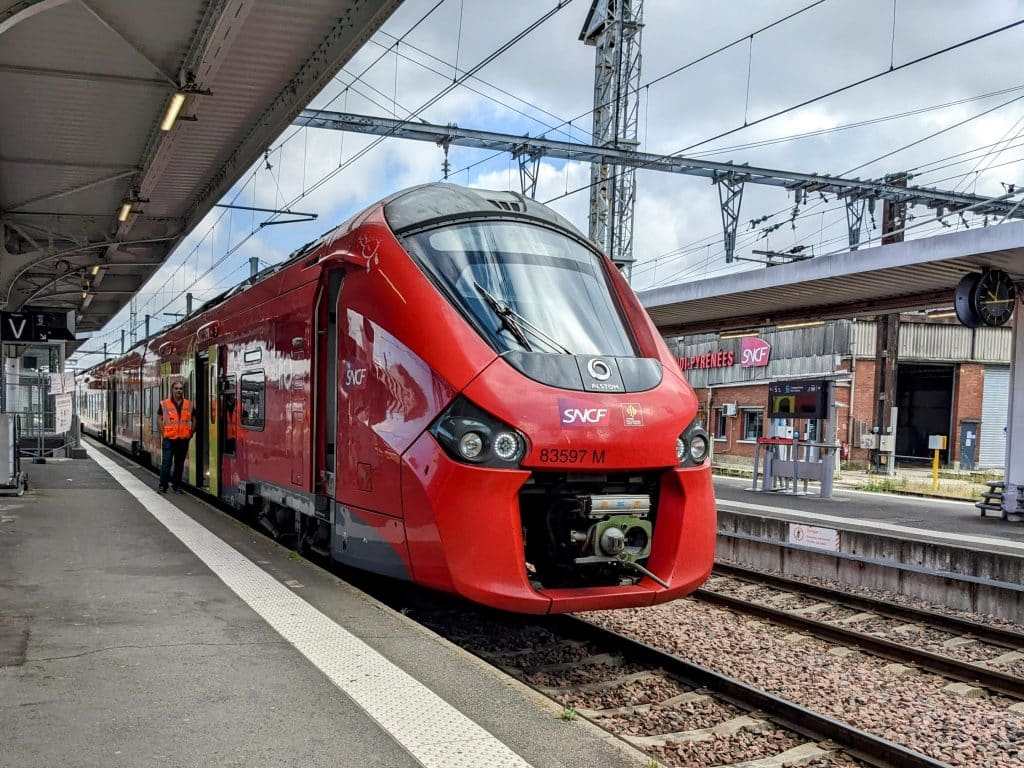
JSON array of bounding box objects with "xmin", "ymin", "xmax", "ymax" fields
[{"xmin": 980, "ymin": 366, "xmax": 1009, "ymax": 468}]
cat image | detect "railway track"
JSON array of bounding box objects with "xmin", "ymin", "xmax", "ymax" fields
[
  {"xmin": 701, "ymin": 563, "xmax": 1024, "ymax": 699},
  {"xmin": 411, "ymin": 598, "xmax": 953, "ymax": 768}
]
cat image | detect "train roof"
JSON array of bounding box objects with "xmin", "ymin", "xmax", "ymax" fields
[{"xmin": 382, "ymin": 183, "xmax": 580, "ymax": 236}]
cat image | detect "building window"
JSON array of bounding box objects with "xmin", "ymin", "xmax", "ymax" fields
[
  {"xmin": 713, "ymin": 408, "xmax": 727, "ymax": 440},
  {"xmin": 741, "ymin": 408, "xmax": 763, "ymax": 441},
  {"xmin": 240, "ymin": 371, "xmax": 265, "ymax": 430}
]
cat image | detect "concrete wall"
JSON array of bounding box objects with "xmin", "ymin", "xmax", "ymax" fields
[{"xmin": 717, "ymin": 510, "xmax": 1024, "ymax": 622}]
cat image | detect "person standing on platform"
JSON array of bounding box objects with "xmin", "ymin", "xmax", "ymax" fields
[{"xmin": 157, "ymin": 379, "xmax": 194, "ymax": 494}]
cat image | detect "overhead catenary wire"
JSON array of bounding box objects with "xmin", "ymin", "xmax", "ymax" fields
[
  {"xmin": 80, "ymin": 1, "xmax": 577, "ymax": 361},
  {"xmin": 544, "ymin": 18, "xmax": 1024, "ymax": 208}
]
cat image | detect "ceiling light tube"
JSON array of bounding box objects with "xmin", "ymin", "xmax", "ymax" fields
[
  {"xmin": 927, "ymin": 311, "xmax": 957, "ymax": 319},
  {"xmin": 160, "ymin": 92, "xmax": 187, "ymax": 131},
  {"xmin": 720, "ymin": 330, "xmax": 759, "ymax": 339},
  {"xmin": 777, "ymin": 320, "xmax": 825, "ymax": 330},
  {"xmin": 90, "ymin": 264, "xmax": 100, "ymax": 276},
  {"xmin": 118, "ymin": 202, "xmax": 132, "ymax": 222}
]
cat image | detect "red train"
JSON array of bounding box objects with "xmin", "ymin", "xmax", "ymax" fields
[{"xmin": 77, "ymin": 183, "xmax": 716, "ymax": 613}]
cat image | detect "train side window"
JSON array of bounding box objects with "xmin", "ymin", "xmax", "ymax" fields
[
  {"xmin": 148, "ymin": 387, "xmax": 160, "ymax": 434},
  {"xmin": 239, "ymin": 371, "xmax": 265, "ymax": 431},
  {"xmin": 220, "ymin": 375, "xmax": 237, "ymax": 453}
]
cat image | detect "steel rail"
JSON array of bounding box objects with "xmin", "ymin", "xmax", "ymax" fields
[
  {"xmin": 713, "ymin": 562, "xmax": 1024, "ymax": 648},
  {"xmin": 551, "ymin": 615, "xmax": 952, "ymax": 768}
]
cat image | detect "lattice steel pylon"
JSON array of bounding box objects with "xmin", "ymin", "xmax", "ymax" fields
[{"xmin": 581, "ymin": 0, "xmax": 643, "ymax": 278}]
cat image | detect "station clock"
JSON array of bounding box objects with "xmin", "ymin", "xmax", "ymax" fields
[
  {"xmin": 971, "ymin": 268, "xmax": 1017, "ymax": 327},
  {"xmin": 954, "ymin": 269, "xmax": 1017, "ymax": 328}
]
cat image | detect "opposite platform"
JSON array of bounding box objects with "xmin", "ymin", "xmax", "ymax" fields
[
  {"xmin": 0, "ymin": 443, "xmax": 646, "ymax": 768},
  {"xmin": 713, "ymin": 475, "xmax": 1024, "ymax": 621}
]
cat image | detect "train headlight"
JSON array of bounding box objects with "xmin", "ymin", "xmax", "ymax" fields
[
  {"xmin": 689, "ymin": 434, "xmax": 708, "ymax": 463},
  {"xmin": 675, "ymin": 437, "xmax": 687, "ymax": 463},
  {"xmin": 492, "ymin": 431, "xmax": 523, "ymax": 462},
  {"xmin": 677, "ymin": 419, "xmax": 710, "ymax": 468},
  {"xmin": 458, "ymin": 431, "xmax": 484, "ymax": 460},
  {"xmin": 430, "ymin": 396, "xmax": 529, "ymax": 468}
]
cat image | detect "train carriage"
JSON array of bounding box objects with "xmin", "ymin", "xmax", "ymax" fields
[{"xmin": 77, "ymin": 183, "xmax": 716, "ymax": 614}]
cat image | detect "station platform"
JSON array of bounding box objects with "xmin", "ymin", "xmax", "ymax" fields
[
  {"xmin": 714, "ymin": 474, "xmax": 1024, "ymax": 549},
  {"xmin": 0, "ymin": 443, "xmax": 646, "ymax": 768},
  {"xmin": 712, "ymin": 475, "xmax": 1024, "ymax": 622}
]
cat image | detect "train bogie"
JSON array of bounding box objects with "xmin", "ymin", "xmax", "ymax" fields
[{"xmin": 77, "ymin": 183, "xmax": 716, "ymax": 614}]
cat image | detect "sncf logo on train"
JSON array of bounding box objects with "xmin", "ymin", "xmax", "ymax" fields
[
  {"xmin": 343, "ymin": 360, "xmax": 368, "ymax": 389},
  {"xmin": 559, "ymin": 398, "xmax": 610, "ymax": 426}
]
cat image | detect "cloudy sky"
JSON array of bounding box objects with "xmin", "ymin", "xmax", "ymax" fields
[{"xmin": 74, "ymin": 0, "xmax": 1024, "ymax": 366}]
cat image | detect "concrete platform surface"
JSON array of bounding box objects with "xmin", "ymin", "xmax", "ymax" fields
[
  {"xmin": 715, "ymin": 475, "xmax": 1024, "ymax": 552},
  {"xmin": 0, "ymin": 443, "xmax": 646, "ymax": 768}
]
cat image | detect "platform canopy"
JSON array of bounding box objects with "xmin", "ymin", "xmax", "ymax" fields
[
  {"xmin": 0, "ymin": 0, "xmax": 402, "ymax": 334},
  {"xmin": 640, "ymin": 221, "xmax": 1024, "ymax": 335}
]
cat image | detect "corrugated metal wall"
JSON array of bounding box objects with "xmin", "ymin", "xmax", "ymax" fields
[
  {"xmin": 899, "ymin": 323, "xmax": 972, "ymax": 361},
  {"xmin": 672, "ymin": 322, "xmax": 851, "ymax": 389},
  {"xmin": 834, "ymin": 320, "xmax": 1008, "ymax": 363},
  {"xmin": 980, "ymin": 366, "xmax": 1010, "ymax": 468},
  {"xmin": 852, "ymin": 320, "xmax": 875, "ymax": 358},
  {"xmin": 975, "ymin": 327, "xmax": 1013, "ymax": 363}
]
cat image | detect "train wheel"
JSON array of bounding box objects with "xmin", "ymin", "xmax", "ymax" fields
[{"xmin": 297, "ymin": 516, "xmax": 331, "ymax": 563}]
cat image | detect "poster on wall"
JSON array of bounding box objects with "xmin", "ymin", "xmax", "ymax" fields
[{"xmin": 55, "ymin": 392, "xmax": 73, "ymax": 433}]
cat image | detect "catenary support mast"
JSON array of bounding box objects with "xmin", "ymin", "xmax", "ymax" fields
[{"xmin": 580, "ymin": 0, "xmax": 643, "ymax": 277}]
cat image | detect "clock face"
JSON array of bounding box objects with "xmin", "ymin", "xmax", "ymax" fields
[{"xmin": 971, "ymin": 268, "xmax": 1017, "ymax": 327}]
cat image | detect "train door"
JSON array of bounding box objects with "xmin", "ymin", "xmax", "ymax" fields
[
  {"xmin": 205, "ymin": 345, "xmax": 220, "ymax": 495},
  {"xmin": 315, "ymin": 270, "xmax": 343, "ymax": 501},
  {"xmin": 105, "ymin": 380, "xmax": 116, "ymax": 444},
  {"xmin": 194, "ymin": 351, "xmax": 210, "ymax": 488},
  {"xmin": 217, "ymin": 346, "xmax": 235, "ymax": 501}
]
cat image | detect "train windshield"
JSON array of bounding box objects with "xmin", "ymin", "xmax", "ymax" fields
[{"xmin": 403, "ymin": 221, "xmax": 635, "ymax": 357}]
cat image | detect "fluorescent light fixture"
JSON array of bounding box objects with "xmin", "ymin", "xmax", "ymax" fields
[
  {"xmin": 160, "ymin": 92, "xmax": 187, "ymax": 131},
  {"xmin": 90, "ymin": 264, "xmax": 100, "ymax": 276},
  {"xmin": 118, "ymin": 202, "xmax": 132, "ymax": 222},
  {"xmin": 777, "ymin": 320, "xmax": 825, "ymax": 330},
  {"xmin": 720, "ymin": 330, "xmax": 759, "ymax": 339},
  {"xmin": 928, "ymin": 311, "xmax": 957, "ymax": 319}
]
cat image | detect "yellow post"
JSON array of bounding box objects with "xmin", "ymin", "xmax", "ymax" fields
[{"xmin": 929, "ymin": 435, "xmax": 947, "ymax": 491}]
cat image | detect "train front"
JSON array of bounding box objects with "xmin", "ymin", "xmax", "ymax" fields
[{"xmin": 389, "ymin": 185, "xmax": 716, "ymax": 614}]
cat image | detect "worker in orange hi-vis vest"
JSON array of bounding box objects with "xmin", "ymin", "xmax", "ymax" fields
[{"xmin": 157, "ymin": 378, "xmax": 195, "ymax": 494}]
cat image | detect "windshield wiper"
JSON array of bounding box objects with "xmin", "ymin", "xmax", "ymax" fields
[{"xmin": 472, "ymin": 281, "xmax": 573, "ymax": 355}]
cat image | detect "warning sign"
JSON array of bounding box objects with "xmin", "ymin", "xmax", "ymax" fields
[{"xmin": 788, "ymin": 523, "xmax": 839, "ymax": 551}]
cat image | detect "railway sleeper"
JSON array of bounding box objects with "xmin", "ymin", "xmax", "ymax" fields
[
  {"xmin": 516, "ymin": 652, "xmax": 625, "ymax": 675},
  {"xmin": 537, "ymin": 669, "xmax": 663, "ymax": 695},
  {"xmin": 479, "ymin": 639, "xmax": 585, "ymax": 660},
  {"xmin": 624, "ymin": 713, "xmax": 767, "ymax": 747},
  {"xmin": 580, "ymin": 690, "xmax": 713, "ymax": 718}
]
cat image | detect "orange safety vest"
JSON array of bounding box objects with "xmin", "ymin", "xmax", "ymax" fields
[{"xmin": 162, "ymin": 397, "xmax": 193, "ymax": 440}]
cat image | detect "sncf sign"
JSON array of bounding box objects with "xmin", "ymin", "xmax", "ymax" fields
[
  {"xmin": 559, "ymin": 398, "xmax": 610, "ymax": 426},
  {"xmin": 740, "ymin": 337, "xmax": 771, "ymax": 368}
]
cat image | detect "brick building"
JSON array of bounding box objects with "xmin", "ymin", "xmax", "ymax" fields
[{"xmin": 670, "ymin": 317, "xmax": 1012, "ymax": 470}]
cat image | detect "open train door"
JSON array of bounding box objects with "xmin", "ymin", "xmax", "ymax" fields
[{"xmin": 191, "ymin": 347, "xmax": 218, "ymax": 491}]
